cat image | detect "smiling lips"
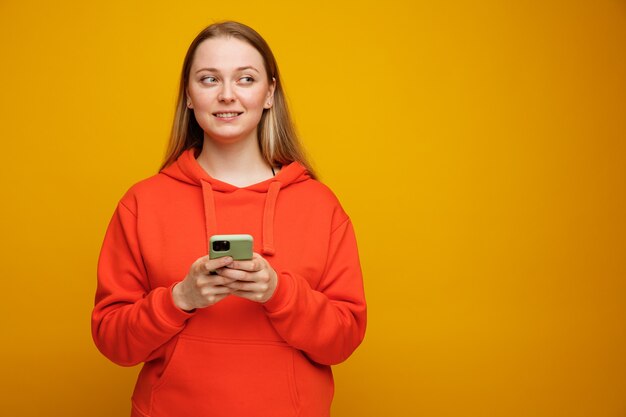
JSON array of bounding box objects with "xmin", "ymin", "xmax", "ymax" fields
[{"xmin": 213, "ymin": 112, "xmax": 243, "ymax": 118}]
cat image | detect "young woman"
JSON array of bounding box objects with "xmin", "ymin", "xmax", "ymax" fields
[{"xmin": 92, "ymin": 21, "xmax": 367, "ymax": 417}]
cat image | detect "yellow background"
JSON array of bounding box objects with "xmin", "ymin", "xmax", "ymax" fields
[{"xmin": 1, "ymin": 0, "xmax": 625, "ymax": 416}]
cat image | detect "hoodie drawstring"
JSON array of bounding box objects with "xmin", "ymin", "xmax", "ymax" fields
[
  {"xmin": 261, "ymin": 181, "xmax": 281, "ymax": 256},
  {"xmin": 201, "ymin": 180, "xmax": 218, "ymax": 249}
]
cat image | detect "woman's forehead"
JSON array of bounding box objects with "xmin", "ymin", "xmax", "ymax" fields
[{"xmin": 192, "ymin": 37, "xmax": 265, "ymax": 72}]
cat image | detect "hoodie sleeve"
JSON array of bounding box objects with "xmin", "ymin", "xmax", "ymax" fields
[
  {"xmin": 262, "ymin": 215, "xmax": 367, "ymax": 366},
  {"xmin": 91, "ymin": 200, "xmax": 194, "ymax": 367}
]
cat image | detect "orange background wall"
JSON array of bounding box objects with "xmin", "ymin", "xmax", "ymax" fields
[{"xmin": 0, "ymin": 1, "xmax": 624, "ymax": 416}]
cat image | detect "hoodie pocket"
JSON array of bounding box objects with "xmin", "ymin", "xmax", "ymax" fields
[{"xmin": 150, "ymin": 335, "xmax": 300, "ymax": 417}]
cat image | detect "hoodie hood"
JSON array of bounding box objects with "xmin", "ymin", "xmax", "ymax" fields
[{"xmin": 160, "ymin": 148, "xmax": 311, "ymax": 255}]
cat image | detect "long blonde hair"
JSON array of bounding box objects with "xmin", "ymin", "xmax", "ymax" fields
[{"xmin": 160, "ymin": 21, "xmax": 315, "ymax": 178}]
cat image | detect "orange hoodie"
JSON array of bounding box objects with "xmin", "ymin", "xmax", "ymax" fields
[{"xmin": 92, "ymin": 148, "xmax": 367, "ymax": 417}]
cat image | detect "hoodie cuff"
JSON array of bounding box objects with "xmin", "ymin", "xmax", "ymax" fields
[
  {"xmin": 155, "ymin": 283, "xmax": 197, "ymax": 327},
  {"xmin": 263, "ymin": 271, "xmax": 295, "ymax": 313}
]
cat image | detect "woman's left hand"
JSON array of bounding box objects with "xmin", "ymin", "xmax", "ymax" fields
[{"xmin": 216, "ymin": 253, "xmax": 278, "ymax": 303}]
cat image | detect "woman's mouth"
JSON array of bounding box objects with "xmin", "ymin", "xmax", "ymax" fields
[{"xmin": 213, "ymin": 112, "xmax": 243, "ymax": 118}]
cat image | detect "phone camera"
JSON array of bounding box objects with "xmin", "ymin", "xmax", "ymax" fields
[{"xmin": 212, "ymin": 240, "xmax": 230, "ymax": 252}]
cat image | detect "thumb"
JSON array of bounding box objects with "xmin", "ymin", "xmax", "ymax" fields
[{"xmin": 204, "ymin": 255, "xmax": 233, "ymax": 271}]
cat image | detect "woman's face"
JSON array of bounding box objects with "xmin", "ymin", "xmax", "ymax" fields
[{"xmin": 187, "ymin": 37, "xmax": 275, "ymax": 145}]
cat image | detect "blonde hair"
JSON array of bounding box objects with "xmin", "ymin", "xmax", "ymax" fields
[{"xmin": 160, "ymin": 21, "xmax": 315, "ymax": 178}]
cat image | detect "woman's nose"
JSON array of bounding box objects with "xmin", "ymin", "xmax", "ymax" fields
[{"xmin": 218, "ymin": 83, "xmax": 236, "ymax": 102}]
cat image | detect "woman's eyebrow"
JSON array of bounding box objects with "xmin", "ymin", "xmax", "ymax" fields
[{"xmin": 195, "ymin": 66, "xmax": 260, "ymax": 74}]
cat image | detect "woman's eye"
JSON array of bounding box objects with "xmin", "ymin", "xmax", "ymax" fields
[
  {"xmin": 240, "ymin": 76, "xmax": 254, "ymax": 83},
  {"xmin": 201, "ymin": 76, "xmax": 218, "ymax": 83}
]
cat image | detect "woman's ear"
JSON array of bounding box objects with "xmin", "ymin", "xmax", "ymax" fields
[
  {"xmin": 186, "ymin": 89, "xmax": 193, "ymax": 109},
  {"xmin": 264, "ymin": 77, "xmax": 277, "ymax": 109}
]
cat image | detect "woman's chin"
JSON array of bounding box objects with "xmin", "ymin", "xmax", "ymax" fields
[{"xmin": 203, "ymin": 131, "xmax": 258, "ymax": 145}]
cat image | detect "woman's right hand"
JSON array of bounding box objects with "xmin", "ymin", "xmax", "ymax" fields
[{"xmin": 172, "ymin": 255, "xmax": 235, "ymax": 311}]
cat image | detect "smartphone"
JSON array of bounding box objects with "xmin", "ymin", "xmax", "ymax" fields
[{"xmin": 209, "ymin": 234, "xmax": 254, "ymax": 260}]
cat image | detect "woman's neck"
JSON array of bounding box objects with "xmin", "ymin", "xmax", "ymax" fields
[{"xmin": 196, "ymin": 135, "xmax": 274, "ymax": 187}]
